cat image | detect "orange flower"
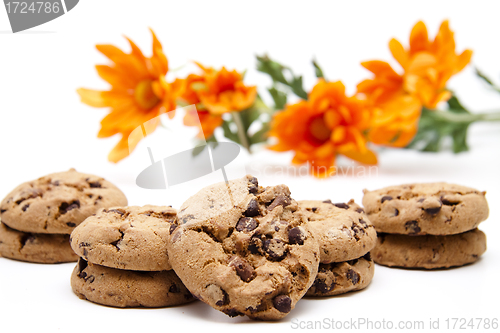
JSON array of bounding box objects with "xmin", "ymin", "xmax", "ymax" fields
[
  {"xmin": 389, "ymin": 20, "xmax": 472, "ymax": 108},
  {"xmin": 269, "ymin": 80, "xmax": 377, "ymax": 177},
  {"xmin": 77, "ymin": 29, "xmax": 181, "ymax": 163},
  {"xmin": 180, "ymin": 63, "xmax": 257, "ymax": 139},
  {"xmin": 357, "ymin": 61, "xmax": 422, "ymax": 147},
  {"xmin": 357, "ymin": 20, "xmax": 471, "ymax": 147}
]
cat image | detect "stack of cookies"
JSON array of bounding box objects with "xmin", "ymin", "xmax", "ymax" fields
[
  {"xmin": 69, "ymin": 205, "xmax": 195, "ymax": 308},
  {"xmin": 363, "ymin": 183, "xmax": 489, "ymax": 269},
  {"xmin": 166, "ymin": 175, "xmax": 378, "ymax": 320},
  {"xmin": 299, "ymin": 200, "xmax": 377, "ymax": 296},
  {"xmin": 168, "ymin": 176, "xmax": 320, "ymax": 320},
  {"xmin": 0, "ymin": 169, "xmax": 127, "ymax": 264}
]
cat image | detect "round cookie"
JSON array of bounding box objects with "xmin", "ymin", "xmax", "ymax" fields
[
  {"xmin": 71, "ymin": 258, "xmax": 195, "ymax": 308},
  {"xmin": 0, "ymin": 222, "xmax": 78, "ymax": 264},
  {"xmin": 0, "ymin": 169, "xmax": 128, "ymax": 234},
  {"xmin": 168, "ymin": 175, "xmax": 320, "ymax": 320},
  {"xmin": 306, "ymin": 253, "xmax": 374, "ymax": 297},
  {"xmin": 372, "ymin": 229, "xmax": 487, "ymax": 269},
  {"xmin": 299, "ymin": 200, "xmax": 377, "ymax": 263},
  {"xmin": 70, "ymin": 205, "xmax": 177, "ymax": 271},
  {"xmin": 362, "ymin": 183, "xmax": 489, "ymax": 235}
]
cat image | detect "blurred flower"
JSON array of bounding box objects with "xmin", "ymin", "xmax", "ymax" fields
[
  {"xmin": 357, "ymin": 61, "xmax": 422, "ymax": 147},
  {"xmin": 389, "ymin": 20, "xmax": 472, "ymax": 108},
  {"xmin": 269, "ymin": 80, "xmax": 377, "ymax": 177},
  {"xmin": 180, "ymin": 63, "xmax": 257, "ymax": 138},
  {"xmin": 77, "ymin": 29, "xmax": 181, "ymax": 163},
  {"xmin": 357, "ymin": 20, "xmax": 471, "ymax": 147}
]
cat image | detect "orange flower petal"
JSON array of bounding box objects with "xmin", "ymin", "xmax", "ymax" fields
[
  {"xmin": 389, "ymin": 39, "xmax": 409, "ymax": 69},
  {"xmin": 409, "ymin": 21, "xmax": 429, "ymax": 53}
]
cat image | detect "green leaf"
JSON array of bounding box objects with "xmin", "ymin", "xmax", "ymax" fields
[
  {"xmin": 475, "ymin": 67, "xmax": 495, "ymax": 86},
  {"xmin": 221, "ymin": 120, "xmax": 240, "ymax": 143},
  {"xmin": 249, "ymin": 122, "xmax": 270, "ymax": 145},
  {"xmin": 192, "ymin": 136, "xmax": 218, "ymax": 157},
  {"xmin": 446, "ymin": 94, "xmax": 470, "ymax": 114},
  {"xmin": 407, "ymin": 108, "xmax": 472, "ymax": 154},
  {"xmin": 256, "ymin": 55, "xmax": 288, "ymax": 85},
  {"xmin": 451, "ymin": 124, "xmax": 470, "ymax": 153},
  {"xmin": 268, "ymin": 87, "xmax": 287, "ymax": 110},
  {"xmin": 312, "ymin": 59, "xmax": 325, "ymax": 79},
  {"xmin": 475, "ymin": 67, "xmax": 500, "ymax": 93},
  {"xmin": 256, "ymin": 54, "xmax": 308, "ymax": 100},
  {"xmin": 192, "ymin": 143, "xmax": 206, "ymax": 157}
]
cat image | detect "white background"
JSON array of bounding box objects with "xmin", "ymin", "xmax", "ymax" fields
[{"xmin": 1, "ymin": 1, "xmax": 500, "ymax": 332}]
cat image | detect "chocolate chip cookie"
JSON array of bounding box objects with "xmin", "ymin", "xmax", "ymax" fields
[
  {"xmin": 0, "ymin": 221, "xmax": 78, "ymax": 263},
  {"xmin": 167, "ymin": 175, "xmax": 320, "ymax": 320},
  {"xmin": 306, "ymin": 253, "xmax": 374, "ymax": 296},
  {"xmin": 70, "ymin": 205, "xmax": 177, "ymax": 271},
  {"xmin": 362, "ymin": 183, "xmax": 489, "ymax": 235},
  {"xmin": 299, "ymin": 200, "xmax": 377, "ymax": 263},
  {"xmin": 71, "ymin": 258, "xmax": 195, "ymax": 308},
  {"xmin": 1, "ymin": 169, "xmax": 128, "ymax": 234},
  {"xmin": 372, "ymin": 229, "xmax": 486, "ymax": 269}
]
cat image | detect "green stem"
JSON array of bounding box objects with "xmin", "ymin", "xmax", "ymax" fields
[
  {"xmin": 432, "ymin": 109, "xmax": 500, "ymax": 123},
  {"xmin": 231, "ymin": 111, "xmax": 252, "ymax": 154}
]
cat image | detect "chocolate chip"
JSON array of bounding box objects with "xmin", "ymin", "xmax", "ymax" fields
[
  {"xmin": 108, "ymin": 209, "xmax": 125, "ymax": 216},
  {"xmin": 267, "ymin": 195, "xmax": 292, "ymax": 211},
  {"xmin": 356, "ymin": 208, "xmax": 365, "ymax": 214},
  {"xmin": 311, "ymin": 207, "xmax": 318, "ymax": 212},
  {"xmin": 334, "ymin": 203, "xmax": 349, "ymax": 209},
  {"xmin": 322, "ymin": 199, "xmax": 332, "ymax": 204},
  {"xmin": 169, "ymin": 224, "xmax": 178, "ymax": 235},
  {"xmin": 351, "ymin": 224, "xmax": 365, "ymax": 240},
  {"xmin": 363, "ymin": 252, "xmax": 372, "ymax": 261},
  {"xmin": 53, "ymin": 180, "xmax": 60, "ymax": 186},
  {"xmin": 20, "ymin": 233, "xmax": 35, "ymax": 248},
  {"xmin": 424, "ymin": 206, "xmax": 441, "ymax": 215},
  {"xmin": 405, "ymin": 220, "xmax": 421, "ymax": 235},
  {"xmin": 77, "ymin": 258, "xmax": 88, "ymax": 277},
  {"xmin": 180, "ymin": 214, "xmax": 195, "ymax": 224},
  {"xmin": 347, "ymin": 269, "xmax": 360, "ymax": 285},
  {"xmin": 206, "ymin": 284, "xmax": 228, "ymax": 306},
  {"xmin": 248, "ymin": 177, "xmax": 259, "ymax": 194},
  {"xmin": 248, "ymin": 237, "xmax": 262, "ymax": 254},
  {"xmin": 169, "ymin": 284, "xmax": 181, "ymax": 293},
  {"xmin": 381, "ymin": 196, "xmax": 393, "ymax": 203},
  {"xmin": 222, "ymin": 308, "xmax": 243, "ymax": 317},
  {"xmin": 273, "ymin": 295, "xmax": 292, "ymax": 313},
  {"xmin": 229, "ymin": 256, "xmax": 256, "ymax": 282},
  {"xmin": 244, "ymin": 199, "xmax": 260, "ymax": 217},
  {"xmin": 88, "ymin": 181, "xmax": 101, "ymax": 188},
  {"xmin": 21, "ymin": 204, "xmax": 29, "ymax": 212},
  {"xmin": 359, "ymin": 219, "xmax": 368, "ymax": 228},
  {"xmin": 263, "ymin": 239, "xmax": 286, "ymax": 260},
  {"xmin": 79, "ymin": 242, "xmax": 90, "ymax": 248},
  {"xmin": 0, "ymin": 209, "xmax": 6, "ymax": 214},
  {"xmin": 394, "ymin": 208, "xmax": 400, "ymax": 216},
  {"xmin": 236, "ymin": 217, "xmax": 258, "ymax": 232},
  {"xmin": 314, "ymin": 277, "xmax": 335, "ymax": 294},
  {"xmin": 59, "ymin": 200, "xmax": 80, "ymax": 214},
  {"xmin": 66, "ymin": 222, "xmax": 76, "ymax": 227},
  {"xmin": 288, "ymin": 227, "xmax": 305, "ymax": 245}
]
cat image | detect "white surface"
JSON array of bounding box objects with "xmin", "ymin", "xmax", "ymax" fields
[{"xmin": 1, "ymin": 1, "xmax": 500, "ymax": 332}]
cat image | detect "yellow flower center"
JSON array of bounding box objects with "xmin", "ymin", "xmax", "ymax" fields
[
  {"xmin": 309, "ymin": 115, "xmax": 331, "ymax": 144},
  {"xmin": 134, "ymin": 80, "xmax": 160, "ymax": 110}
]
